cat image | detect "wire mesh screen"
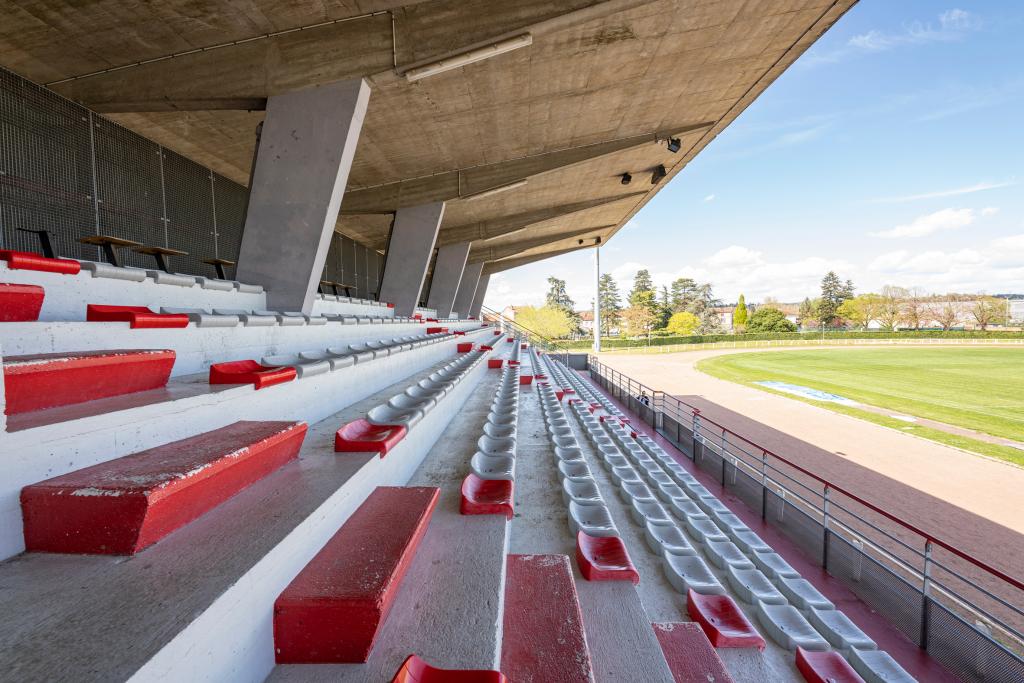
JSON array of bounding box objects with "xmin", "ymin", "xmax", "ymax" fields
[
  {"xmin": 162, "ymin": 148, "xmax": 215, "ymax": 276},
  {"xmin": 928, "ymin": 601, "xmax": 1022, "ymax": 683}
]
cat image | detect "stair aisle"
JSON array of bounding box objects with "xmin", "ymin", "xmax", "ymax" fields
[{"xmin": 270, "ymin": 364, "xmax": 510, "ymax": 681}]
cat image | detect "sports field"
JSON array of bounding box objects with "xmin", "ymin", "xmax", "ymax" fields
[{"xmin": 697, "ymin": 347, "xmax": 1024, "ymax": 465}]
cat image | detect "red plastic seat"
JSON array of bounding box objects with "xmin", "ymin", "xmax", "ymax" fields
[
  {"xmin": 519, "ymin": 374, "xmax": 533, "ymax": 385},
  {"xmin": 555, "ymin": 390, "xmax": 566, "ymax": 401},
  {"xmin": 686, "ymin": 589, "xmax": 766, "ymax": 650},
  {"xmin": 87, "ymin": 304, "xmax": 189, "ymax": 329},
  {"xmin": 796, "ymin": 647, "xmax": 865, "ymax": 683},
  {"xmin": 454, "ymin": 330, "xmax": 466, "ymax": 336},
  {"xmin": 575, "ymin": 531, "xmax": 639, "ymax": 584},
  {"xmin": 0, "ymin": 249, "xmax": 81, "ymax": 275},
  {"xmin": 457, "ymin": 342, "xmax": 473, "ymax": 352},
  {"xmin": 426, "ymin": 326, "xmax": 448, "ymax": 334},
  {"xmin": 460, "ymin": 473, "xmax": 513, "ymax": 519},
  {"xmin": 508, "ymin": 360, "xmax": 520, "ymax": 367},
  {"xmin": 335, "ymin": 418, "xmax": 407, "ymax": 456},
  {"xmin": 493, "ymin": 330, "xmax": 501, "ymax": 335},
  {"xmin": 21, "ymin": 421, "xmax": 306, "ymax": 555},
  {"xmin": 4, "ymin": 349, "xmax": 175, "ymax": 414},
  {"xmin": 392, "ymin": 654, "xmax": 507, "ymax": 682},
  {"xmin": 425, "ymin": 317, "xmax": 439, "ymax": 322},
  {"xmin": 479, "ymin": 344, "xmax": 494, "ymax": 351},
  {"xmin": 535, "ymin": 374, "xmax": 547, "ymax": 380},
  {"xmin": 520, "ymin": 343, "xmax": 527, "ymax": 350},
  {"xmin": 209, "ymin": 359, "xmax": 296, "ymax": 389},
  {"xmin": 488, "ymin": 359, "xmax": 504, "ymax": 369},
  {"xmin": 506, "ymin": 337, "xmax": 514, "ymax": 343},
  {"xmin": 0, "ymin": 283, "xmax": 45, "ymax": 321}
]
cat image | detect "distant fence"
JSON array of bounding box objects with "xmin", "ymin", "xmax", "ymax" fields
[
  {"xmin": 586, "ymin": 355, "xmax": 1024, "ymax": 683},
  {"xmin": 600, "ymin": 337, "xmax": 1024, "ymax": 354}
]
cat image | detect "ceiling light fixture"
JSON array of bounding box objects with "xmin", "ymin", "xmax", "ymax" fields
[
  {"xmin": 462, "ymin": 179, "xmax": 528, "ymax": 201},
  {"xmin": 651, "ymin": 165, "xmax": 667, "ymax": 184},
  {"xmin": 404, "ymin": 34, "xmax": 534, "ymax": 82},
  {"xmin": 620, "ymin": 172, "xmax": 632, "ymax": 185},
  {"xmin": 667, "ymin": 137, "xmax": 682, "ymax": 153}
]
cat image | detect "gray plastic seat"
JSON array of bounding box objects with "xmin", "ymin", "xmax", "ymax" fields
[
  {"xmin": 553, "ymin": 446, "xmax": 585, "ymax": 463},
  {"xmin": 552, "ymin": 434, "xmax": 577, "ymax": 449},
  {"xmin": 777, "ymin": 577, "xmax": 834, "ymax": 611},
  {"xmin": 727, "ymin": 566, "xmax": 787, "ymax": 605},
  {"xmin": 755, "ymin": 602, "xmax": 829, "ymax": 651},
  {"xmin": 389, "ymin": 393, "xmax": 434, "ymax": 413},
  {"xmin": 630, "ymin": 499, "xmax": 673, "ymax": 526},
  {"xmin": 662, "ymin": 554, "xmax": 724, "ymax": 595},
  {"xmin": 704, "ymin": 540, "xmax": 755, "ymax": 570},
  {"xmin": 405, "ymin": 384, "xmax": 444, "ymax": 403},
  {"xmin": 684, "ymin": 481, "xmax": 716, "ymax": 500},
  {"xmin": 478, "ymin": 434, "xmax": 515, "ymax": 455},
  {"xmin": 234, "ymin": 281, "xmax": 264, "ymax": 294},
  {"xmin": 685, "ymin": 516, "xmax": 729, "ymax": 544},
  {"xmin": 548, "ymin": 424, "xmax": 574, "ymax": 439},
  {"xmin": 557, "ymin": 460, "xmax": 593, "ymax": 482},
  {"xmin": 367, "ymin": 403, "xmax": 423, "ymax": 427},
  {"xmin": 618, "ymin": 481, "xmax": 656, "ymax": 504},
  {"xmin": 81, "ymin": 261, "xmax": 148, "ymax": 281},
  {"xmin": 668, "ymin": 497, "xmax": 708, "ymax": 522},
  {"xmin": 610, "ymin": 466, "xmax": 644, "ymax": 488},
  {"xmin": 562, "ymin": 479, "xmax": 603, "ymax": 506},
  {"xmin": 299, "ymin": 350, "xmax": 355, "ymax": 370},
  {"xmin": 488, "ymin": 412, "xmax": 516, "ymax": 426},
  {"xmin": 195, "ymin": 276, "xmax": 234, "ymax": 292},
  {"xmin": 731, "ymin": 528, "xmax": 771, "ymax": 554},
  {"xmin": 848, "ymin": 648, "xmax": 915, "ymax": 683},
  {"xmin": 713, "ymin": 511, "xmax": 748, "ymax": 534},
  {"xmin": 751, "ymin": 551, "xmax": 800, "ymax": 581},
  {"xmin": 603, "ymin": 454, "xmax": 629, "ymax": 470},
  {"xmin": 568, "ymin": 501, "xmax": 617, "ymax": 537},
  {"xmin": 214, "ymin": 308, "xmax": 276, "ymax": 326},
  {"xmin": 470, "ymin": 452, "xmax": 515, "ymax": 481},
  {"xmin": 147, "ymin": 271, "xmax": 197, "ymax": 287},
  {"xmin": 261, "ymin": 354, "xmax": 330, "ymax": 378},
  {"xmin": 655, "ymin": 483, "xmax": 688, "ymax": 503},
  {"xmin": 483, "ymin": 421, "xmax": 515, "ymax": 439},
  {"xmin": 643, "ymin": 521, "xmax": 696, "ymax": 557},
  {"xmin": 807, "ymin": 608, "xmax": 876, "ymax": 651},
  {"xmin": 160, "ymin": 307, "xmax": 239, "ymax": 328}
]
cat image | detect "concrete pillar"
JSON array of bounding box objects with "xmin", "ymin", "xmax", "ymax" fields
[
  {"xmin": 378, "ymin": 202, "xmax": 446, "ymax": 316},
  {"xmin": 469, "ymin": 273, "xmax": 491, "ymax": 318},
  {"xmin": 451, "ymin": 261, "xmax": 483, "ymax": 318},
  {"xmin": 236, "ymin": 79, "xmax": 370, "ymax": 313},
  {"xmin": 426, "ymin": 241, "xmax": 470, "ymax": 318}
]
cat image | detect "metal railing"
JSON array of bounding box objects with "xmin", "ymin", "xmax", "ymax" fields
[
  {"xmin": 586, "ymin": 354, "xmax": 1024, "ymax": 683},
  {"xmin": 480, "ymin": 305, "xmax": 572, "ymax": 364}
]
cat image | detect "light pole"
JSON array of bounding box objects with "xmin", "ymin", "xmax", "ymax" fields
[{"xmin": 594, "ymin": 244, "xmax": 602, "ymax": 353}]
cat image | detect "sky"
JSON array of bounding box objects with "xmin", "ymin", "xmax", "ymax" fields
[{"xmin": 483, "ymin": 2, "xmax": 1024, "ymax": 312}]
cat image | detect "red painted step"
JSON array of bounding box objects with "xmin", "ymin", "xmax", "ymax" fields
[
  {"xmin": 335, "ymin": 418, "xmax": 407, "ymax": 456},
  {"xmin": 796, "ymin": 647, "xmax": 865, "ymax": 683},
  {"xmin": 87, "ymin": 304, "xmax": 189, "ymax": 329},
  {"xmin": 22, "ymin": 421, "xmax": 306, "ymax": 554},
  {"xmin": 686, "ymin": 589, "xmax": 766, "ymax": 650},
  {"xmin": 274, "ymin": 486, "xmax": 440, "ymax": 663},
  {"xmin": 460, "ymin": 474, "xmax": 513, "ymax": 519},
  {"xmin": 3, "ymin": 349, "xmax": 175, "ymax": 415},
  {"xmin": 576, "ymin": 531, "xmax": 639, "ymax": 583},
  {"xmin": 0, "ymin": 283, "xmax": 44, "ymax": 321},
  {"xmin": 392, "ymin": 654, "xmax": 506, "ymax": 682},
  {"xmin": 653, "ymin": 622, "xmax": 735, "ymax": 683},
  {"xmin": 0, "ymin": 249, "xmax": 81, "ymax": 274},
  {"xmin": 502, "ymin": 554, "xmax": 592, "ymax": 682},
  {"xmin": 209, "ymin": 359, "xmax": 296, "ymax": 390}
]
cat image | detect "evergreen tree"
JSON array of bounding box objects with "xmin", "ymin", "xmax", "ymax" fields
[
  {"xmin": 670, "ymin": 277, "xmax": 698, "ymax": 312},
  {"xmin": 628, "ymin": 269, "xmax": 660, "ymax": 321},
  {"xmin": 658, "ymin": 285, "xmax": 672, "ymax": 328},
  {"xmin": 798, "ymin": 298, "xmax": 818, "ymax": 329},
  {"xmin": 817, "ymin": 271, "xmax": 854, "ymax": 328},
  {"xmin": 545, "ymin": 276, "xmax": 580, "ymax": 333},
  {"xmin": 733, "ymin": 294, "xmax": 748, "ymax": 331},
  {"xmin": 597, "ymin": 273, "xmax": 622, "ymax": 335},
  {"xmin": 629, "ymin": 269, "xmax": 654, "ymax": 301}
]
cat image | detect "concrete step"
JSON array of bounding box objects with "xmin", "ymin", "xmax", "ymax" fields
[
  {"xmin": 652, "ymin": 622, "xmax": 735, "ymax": 683},
  {"xmin": 502, "ymin": 553, "xmax": 593, "ymax": 682}
]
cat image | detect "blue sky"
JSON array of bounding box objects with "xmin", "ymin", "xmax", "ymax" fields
[{"xmin": 485, "ymin": 2, "xmax": 1024, "ymax": 311}]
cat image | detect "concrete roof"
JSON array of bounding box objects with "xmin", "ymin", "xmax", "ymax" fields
[{"xmin": 0, "ymin": 0, "xmax": 856, "ymax": 271}]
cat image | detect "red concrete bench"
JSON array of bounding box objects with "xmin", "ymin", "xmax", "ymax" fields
[
  {"xmin": 0, "ymin": 249, "xmax": 81, "ymax": 275},
  {"xmin": 335, "ymin": 418, "xmax": 407, "ymax": 456},
  {"xmin": 0, "ymin": 283, "xmax": 45, "ymax": 321},
  {"xmin": 796, "ymin": 647, "xmax": 865, "ymax": 683},
  {"xmin": 653, "ymin": 622, "xmax": 735, "ymax": 683},
  {"xmin": 274, "ymin": 486, "xmax": 440, "ymax": 663},
  {"xmin": 3, "ymin": 349, "xmax": 175, "ymax": 415},
  {"xmin": 502, "ymin": 554, "xmax": 592, "ymax": 682},
  {"xmin": 209, "ymin": 359, "xmax": 296, "ymax": 390},
  {"xmin": 460, "ymin": 473, "xmax": 513, "ymax": 519},
  {"xmin": 87, "ymin": 304, "xmax": 189, "ymax": 329},
  {"xmin": 575, "ymin": 531, "xmax": 639, "ymax": 583},
  {"xmin": 21, "ymin": 421, "xmax": 306, "ymax": 554},
  {"xmin": 392, "ymin": 654, "xmax": 506, "ymax": 682},
  {"xmin": 686, "ymin": 589, "xmax": 766, "ymax": 650}
]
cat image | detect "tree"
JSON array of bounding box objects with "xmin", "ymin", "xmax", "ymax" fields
[
  {"xmin": 760, "ymin": 296, "xmax": 781, "ymax": 310},
  {"xmin": 877, "ymin": 285, "xmax": 907, "ymax": 331},
  {"xmin": 545, "ymin": 276, "xmax": 579, "ymax": 333},
  {"xmin": 665, "ymin": 311, "xmax": 700, "ymax": 336},
  {"xmin": 900, "ymin": 288, "xmax": 926, "ymax": 330},
  {"xmin": 670, "ymin": 277, "xmax": 698, "ymax": 312},
  {"xmin": 698, "ymin": 308, "xmax": 723, "ymax": 334},
  {"xmin": 658, "ymin": 285, "xmax": 672, "ymax": 328},
  {"xmin": 733, "ymin": 294, "xmax": 748, "ymax": 331},
  {"xmin": 621, "ymin": 304, "xmax": 657, "ymax": 338},
  {"xmin": 514, "ymin": 305, "xmax": 573, "ymax": 339},
  {"xmin": 817, "ymin": 271, "xmax": 855, "ymax": 328},
  {"xmin": 798, "ymin": 298, "xmax": 819, "ymax": 329},
  {"xmin": 837, "ymin": 293, "xmax": 883, "ymax": 330},
  {"xmin": 597, "ymin": 273, "xmax": 622, "ymax": 335},
  {"xmin": 629, "ymin": 269, "xmax": 654, "ymax": 302},
  {"xmin": 931, "ymin": 300, "xmax": 961, "ymax": 331},
  {"xmin": 746, "ymin": 307, "xmax": 798, "ymax": 333},
  {"xmin": 972, "ymin": 296, "xmax": 1007, "ymax": 331}
]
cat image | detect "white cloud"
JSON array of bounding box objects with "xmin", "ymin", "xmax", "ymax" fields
[
  {"xmin": 981, "ymin": 207, "xmax": 999, "ymax": 217},
  {"xmin": 866, "ymin": 180, "xmax": 1015, "ymax": 203},
  {"xmin": 868, "ymin": 245, "xmax": 1024, "ymax": 293},
  {"xmin": 870, "ymin": 208, "xmax": 977, "ymax": 239},
  {"xmin": 993, "ymin": 234, "xmax": 1024, "ymax": 251},
  {"xmin": 704, "ymin": 194, "xmax": 715, "ymax": 202}
]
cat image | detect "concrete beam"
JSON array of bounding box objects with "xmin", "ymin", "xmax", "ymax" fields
[
  {"xmin": 339, "ymin": 122, "xmax": 712, "ymax": 214},
  {"xmin": 452, "ymin": 262, "xmax": 484, "ymax": 318},
  {"xmin": 468, "ymin": 226, "xmax": 612, "ymax": 264},
  {"xmin": 425, "ymin": 242, "xmax": 470, "ymax": 318},
  {"xmin": 235, "ymin": 78, "xmax": 370, "ymax": 313},
  {"xmin": 378, "ymin": 202, "xmax": 445, "ymax": 316},
  {"xmin": 437, "ymin": 192, "xmax": 645, "ymax": 247},
  {"xmin": 484, "ymin": 245, "xmax": 586, "ymax": 274},
  {"xmin": 469, "ymin": 273, "xmax": 490, "ymax": 319}
]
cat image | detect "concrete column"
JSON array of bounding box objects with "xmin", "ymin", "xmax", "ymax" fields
[
  {"xmin": 469, "ymin": 273, "xmax": 491, "ymax": 318},
  {"xmin": 236, "ymin": 78, "xmax": 370, "ymax": 313},
  {"xmin": 426, "ymin": 241, "xmax": 470, "ymax": 318},
  {"xmin": 378, "ymin": 202, "xmax": 446, "ymax": 316},
  {"xmin": 451, "ymin": 261, "xmax": 483, "ymax": 318}
]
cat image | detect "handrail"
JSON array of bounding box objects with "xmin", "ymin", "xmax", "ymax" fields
[
  {"xmin": 587, "ymin": 355, "xmax": 1024, "ymax": 594},
  {"xmin": 480, "ymin": 305, "xmax": 572, "ymax": 356}
]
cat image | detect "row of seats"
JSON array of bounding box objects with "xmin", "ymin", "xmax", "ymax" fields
[
  {"xmin": 460, "ymin": 359, "xmax": 519, "ymax": 518},
  {"xmin": 159, "ymin": 307, "xmax": 405, "ymax": 328},
  {"xmin": 317, "ymin": 292, "xmax": 389, "ymax": 307},
  {"xmin": 335, "ymin": 346, "xmax": 490, "ymax": 456},
  {"xmin": 546, "ymin": 357, "xmax": 917, "ymax": 683}
]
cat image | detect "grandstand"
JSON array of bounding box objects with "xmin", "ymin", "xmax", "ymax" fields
[{"xmin": 1, "ymin": 1, "xmax": 1021, "ymax": 681}]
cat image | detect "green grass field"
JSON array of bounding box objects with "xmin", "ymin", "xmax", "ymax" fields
[{"xmin": 697, "ymin": 348, "xmax": 1024, "ymax": 466}]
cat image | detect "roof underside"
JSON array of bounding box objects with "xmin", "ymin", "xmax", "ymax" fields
[{"xmin": 0, "ymin": 0, "xmax": 856, "ymax": 271}]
